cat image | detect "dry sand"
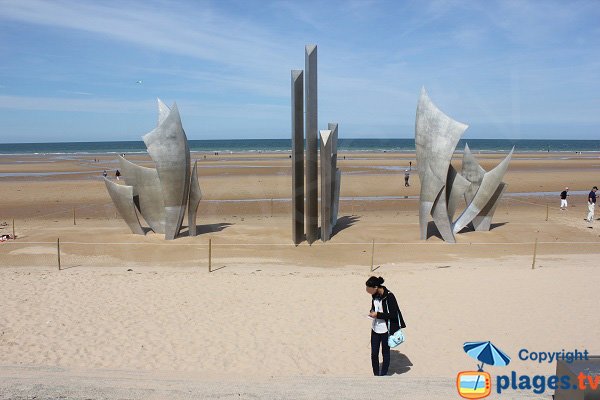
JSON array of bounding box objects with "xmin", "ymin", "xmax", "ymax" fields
[{"xmin": 1, "ymin": 151, "xmax": 600, "ymax": 399}]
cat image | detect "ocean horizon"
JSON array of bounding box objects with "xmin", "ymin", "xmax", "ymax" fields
[{"xmin": 1, "ymin": 138, "xmax": 600, "ymax": 155}]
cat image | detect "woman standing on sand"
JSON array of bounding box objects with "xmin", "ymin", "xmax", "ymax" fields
[{"xmin": 366, "ymin": 276, "xmax": 406, "ymax": 376}]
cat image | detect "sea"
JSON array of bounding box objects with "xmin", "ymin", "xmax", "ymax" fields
[{"xmin": 1, "ymin": 138, "xmax": 600, "ymax": 155}]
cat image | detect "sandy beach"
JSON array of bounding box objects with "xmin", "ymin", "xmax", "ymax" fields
[{"xmin": 1, "ymin": 151, "xmax": 600, "ymax": 399}]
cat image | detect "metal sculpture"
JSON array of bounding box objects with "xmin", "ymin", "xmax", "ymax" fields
[
  {"xmin": 188, "ymin": 161, "xmax": 202, "ymax": 237},
  {"xmin": 415, "ymin": 88, "xmax": 512, "ymax": 242},
  {"xmin": 104, "ymin": 178, "xmax": 145, "ymax": 235},
  {"xmin": 329, "ymin": 123, "xmax": 341, "ymax": 229},
  {"xmin": 320, "ymin": 130, "xmax": 333, "ymax": 241},
  {"xmin": 290, "ymin": 45, "xmax": 341, "ymax": 244},
  {"xmin": 291, "ymin": 70, "xmax": 304, "ymax": 245},
  {"xmin": 305, "ymin": 44, "xmax": 319, "ymax": 244},
  {"xmin": 105, "ymin": 99, "xmax": 201, "ymax": 240}
]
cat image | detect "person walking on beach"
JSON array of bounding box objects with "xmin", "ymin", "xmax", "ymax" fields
[
  {"xmin": 560, "ymin": 187, "xmax": 569, "ymax": 210},
  {"xmin": 587, "ymin": 186, "xmax": 597, "ymax": 223},
  {"xmin": 366, "ymin": 276, "xmax": 406, "ymax": 376},
  {"xmin": 115, "ymin": 169, "xmax": 121, "ymax": 180},
  {"xmin": 404, "ymin": 170, "xmax": 410, "ymax": 187},
  {"xmin": 102, "ymin": 170, "xmax": 107, "ymax": 178}
]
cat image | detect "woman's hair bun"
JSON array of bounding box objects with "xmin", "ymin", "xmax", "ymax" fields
[{"xmin": 366, "ymin": 275, "xmax": 385, "ymax": 287}]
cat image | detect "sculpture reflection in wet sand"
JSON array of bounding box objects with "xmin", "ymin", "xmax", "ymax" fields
[
  {"xmin": 104, "ymin": 99, "xmax": 202, "ymax": 240},
  {"xmin": 415, "ymin": 88, "xmax": 513, "ymax": 243}
]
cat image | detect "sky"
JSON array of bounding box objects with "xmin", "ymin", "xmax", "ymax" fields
[{"xmin": 0, "ymin": 0, "xmax": 599, "ymax": 143}]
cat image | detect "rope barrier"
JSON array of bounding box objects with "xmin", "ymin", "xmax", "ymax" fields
[{"xmin": 2, "ymin": 240, "xmax": 600, "ymax": 246}]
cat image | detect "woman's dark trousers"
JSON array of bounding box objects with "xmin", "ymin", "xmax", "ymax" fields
[{"xmin": 371, "ymin": 330, "xmax": 390, "ymax": 376}]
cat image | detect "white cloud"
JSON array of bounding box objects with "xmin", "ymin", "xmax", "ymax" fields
[
  {"xmin": 0, "ymin": 95, "xmax": 151, "ymax": 113},
  {"xmin": 0, "ymin": 0, "xmax": 293, "ymax": 75}
]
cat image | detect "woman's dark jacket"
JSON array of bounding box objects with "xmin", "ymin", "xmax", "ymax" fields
[{"xmin": 371, "ymin": 286, "xmax": 406, "ymax": 334}]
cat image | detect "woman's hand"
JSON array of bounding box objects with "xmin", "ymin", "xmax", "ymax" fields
[{"xmin": 369, "ymin": 311, "xmax": 378, "ymax": 318}]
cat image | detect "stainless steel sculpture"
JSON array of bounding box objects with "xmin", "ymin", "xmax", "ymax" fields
[
  {"xmin": 452, "ymin": 148, "xmax": 513, "ymax": 234},
  {"xmin": 104, "ymin": 178, "xmax": 145, "ymax": 235},
  {"xmin": 105, "ymin": 99, "xmax": 202, "ymax": 239},
  {"xmin": 118, "ymin": 156, "xmax": 165, "ymax": 233},
  {"xmin": 291, "ymin": 70, "xmax": 304, "ymax": 245},
  {"xmin": 329, "ymin": 123, "xmax": 341, "ymax": 229},
  {"xmin": 188, "ymin": 161, "xmax": 202, "ymax": 237},
  {"xmin": 415, "ymin": 88, "xmax": 512, "ymax": 242},
  {"xmin": 416, "ymin": 88, "xmax": 468, "ymax": 242},
  {"xmin": 305, "ymin": 44, "xmax": 319, "ymax": 244},
  {"xmin": 320, "ymin": 130, "xmax": 333, "ymax": 241},
  {"xmin": 290, "ymin": 45, "xmax": 341, "ymax": 244}
]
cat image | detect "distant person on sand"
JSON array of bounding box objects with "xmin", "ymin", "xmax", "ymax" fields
[
  {"xmin": 366, "ymin": 276, "xmax": 406, "ymax": 376},
  {"xmin": 102, "ymin": 170, "xmax": 107, "ymax": 178},
  {"xmin": 115, "ymin": 170, "xmax": 121, "ymax": 180},
  {"xmin": 0, "ymin": 234, "xmax": 15, "ymax": 242},
  {"xmin": 587, "ymin": 186, "xmax": 597, "ymax": 223},
  {"xmin": 560, "ymin": 187, "xmax": 569, "ymax": 210},
  {"xmin": 404, "ymin": 170, "xmax": 410, "ymax": 187},
  {"xmin": 409, "ymin": 161, "xmax": 412, "ymax": 170}
]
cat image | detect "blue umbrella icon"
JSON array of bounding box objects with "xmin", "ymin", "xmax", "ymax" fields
[
  {"xmin": 463, "ymin": 341, "xmax": 511, "ymax": 371},
  {"xmin": 463, "ymin": 341, "xmax": 511, "ymax": 393}
]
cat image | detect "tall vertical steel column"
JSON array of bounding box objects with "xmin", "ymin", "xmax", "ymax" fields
[
  {"xmin": 320, "ymin": 130, "xmax": 332, "ymax": 241},
  {"xmin": 328, "ymin": 123, "xmax": 340, "ymax": 228},
  {"xmin": 291, "ymin": 70, "xmax": 305, "ymax": 245},
  {"xmin": 305, "ymin": 45, "xmax": 318, "ymax": 244}
]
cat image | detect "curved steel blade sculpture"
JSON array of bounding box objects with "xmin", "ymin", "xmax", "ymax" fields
[
  {"xmin": 188, "ymin": 161, "xmax": 202, "ymax": 237},
  {"xmin": 452, "ymin": 148, "xmax": 513, "ymax": 234},
  {"xmin": 104, "ymin": 177, "xmax": 145, "ymax": 235},
  {"xmin": 118, "ymin": 156, "xmax": 165, "ymax": 234},
  {"xmin": 104, "ymin": 99, "xmax": 201, "ymax": 239},
  {"xmin": 416, "ymin": 87, "xmax": 468, "ymax": 242},
  {"xmin": 415, "ymin": 88, "xmax": 512, "ymax": 242}
]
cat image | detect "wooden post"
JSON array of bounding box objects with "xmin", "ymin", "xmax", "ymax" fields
[
  {"xmin": 208, "ymin": 238, "xmax": 212, "ymax": 273},
  {"xmin": 57, "ymin": 238, "xmax": 61, "ymax": 271},
  {"xmin": 531, "ymin": 238, "xmax": 538, "ymax": 269},
  {"xmin": 545, "ymin": 204, "xmax": 549, "ymax": 221},
  {"xmin": 370, "ymin": 239, "xmax": 375, "ymax": 272},
  {"xmin": 73, "ymin": 208, "xmax": 76, "ymax": 225}
]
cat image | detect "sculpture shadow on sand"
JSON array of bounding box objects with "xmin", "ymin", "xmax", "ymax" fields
[
  {"xmin": 331, "ymin": 215, "xmax": 360, "ymax": 236},
  {"xmin": 186, "ymin": 223, "xmax": 232, "ymax": 236}
]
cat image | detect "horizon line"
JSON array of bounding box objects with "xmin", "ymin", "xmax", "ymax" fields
[{"xmin": 3, "ymin": 137, "xmax": 600, "ymax": 145}]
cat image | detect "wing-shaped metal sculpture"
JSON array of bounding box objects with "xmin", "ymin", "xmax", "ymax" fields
[
  {"xmin": 446, "ymin": 164, "xmax": 471, "ymax": 220},
  {"xmin": 104, "ymin": 99, "xmax": 203, "ymax": 240},
  {"xmin": 415, "ymin": 87, "xmax": 468, "ymax": 241},
  {"xmin": 157, "ymin": 97, "xmax": 170, "ymax": 125},
  {"xmin": 414, "ymin": 88, "xmax": 513, "ymax": 242},
  {"xmin": 118, "ymin": 156, "xmax": 165, "ymax": 234},
  {"xmin": 142, "ymin": 102, "xmax": 191, "ymax": 240},
  {"xmin": 188, "ymin": 161, "xmax": 202, "ymax": 236},
  {"xmin": 452, "ymin": 148, "xmax": 514, "ymax": 234},
  {"xmin": 104, "ymin": 178, "xmax": 145, "ymax": 235},
  {"xmin": 471, "ymin": 182, "xmax": 507, "ymax": 231},
  {"xmin": 461, "ymin": 143, "xmax": 486, "ymax": 204}
]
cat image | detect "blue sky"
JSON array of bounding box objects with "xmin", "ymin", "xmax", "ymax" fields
[{"xmin": 0, "ymin": 0, "xmax": 599, "ymax": 143}]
